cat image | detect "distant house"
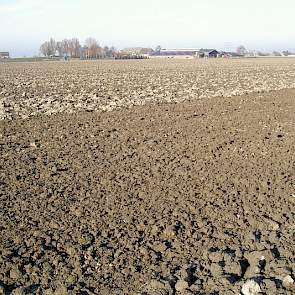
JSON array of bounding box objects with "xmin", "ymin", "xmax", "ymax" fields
[
  {"xmin": 197, "ymin": 49, "xmax": 219, "ymax": 58},
  {"xmin": 0, "ymin": 52, "xmax": 10, "ymax": 59}
]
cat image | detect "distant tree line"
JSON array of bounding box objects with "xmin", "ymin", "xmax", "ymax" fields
[
  {"xmin": 40, "ymin": 37, "xmax": 117, "ymax": 59},
  {"xmin": 236, "ymin": 45, "xmax": 295, "ymax": 57}
]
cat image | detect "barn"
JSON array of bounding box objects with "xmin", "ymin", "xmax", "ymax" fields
[
  {"xmin": 150, "ymin": 48, "xmax": 200, "ymax": 58},
  {"xmin": 197, "ymin": 49, "xmax": 219, "ymax": 58},
  {"xmin": 150, "ymin": 48, "xmax": 220, "ymax": 58}
]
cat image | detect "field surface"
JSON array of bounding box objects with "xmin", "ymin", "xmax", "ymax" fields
[
  {"xmin": 0, "ymin": 59, "xmax": 295, "ymax": 295},
  {"xmin": 2, "ymin": 58, "xmax": 295, "ymax": 120}
]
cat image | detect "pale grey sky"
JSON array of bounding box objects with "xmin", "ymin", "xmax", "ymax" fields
[{"xmin": 0, "ymin": 0, "xmax": 294, "ymax": 57}]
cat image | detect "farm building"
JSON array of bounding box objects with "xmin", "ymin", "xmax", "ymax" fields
[
  {"xmin": 121, "ymin": 47, "xmax": 153, "ymax": 55},
  {"xmin": 150, "ymin": 48, "xmax": 200, "ymax": 58},
  {"xmin": 196, "ymin": 49, "xmax": 219, "ymax": 58},
  {"xmin": 150, "ymin": 48, "xmax": 220, "ymax": 58},
  {"xmin": 0, "ymin": 52, "xmax": 10, "ymax": 59},
  {"xmin": 220, "ymin": 51, "xmax": 244, "ymax": 58}
]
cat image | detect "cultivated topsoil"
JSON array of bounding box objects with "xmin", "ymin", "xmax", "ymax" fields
[
  {"xmin": 2, "ymin": 58, "xmax": 295, "ymax": 120},
  {"xmin": 1, "ymin": 88, "xmax": 294, "ymax": 294}
]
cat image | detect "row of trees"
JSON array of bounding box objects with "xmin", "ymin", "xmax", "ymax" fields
[
  {"xmin": 40, "ymin": 37, "xmax": 117, "ymax": 59},
  {"xmin": 236, "ymin": 45, "xmax": 294, "ymax": 57}
]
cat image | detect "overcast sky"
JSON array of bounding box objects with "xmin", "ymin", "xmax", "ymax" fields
[{"xmin": 0, "ymin": 0, "xmax": 295, "ymax": 57}]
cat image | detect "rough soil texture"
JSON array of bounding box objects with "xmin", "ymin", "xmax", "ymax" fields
[
  {"xmin": 2, "ymin": 58, "xmax": 295, "ymax": 120},
  {"xmin": 0, "ymin": 60, "xmax": 295, "ymax": 295}
]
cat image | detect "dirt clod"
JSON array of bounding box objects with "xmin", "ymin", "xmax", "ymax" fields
[{"xmin": 241, "ymin": 279, "xmax": 261, "ymax": 295}]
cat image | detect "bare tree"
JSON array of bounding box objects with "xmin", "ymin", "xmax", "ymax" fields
[
  {"xmin": 103, "ymin": 46, "xmax": 109, "ymax": 58},
  {"xmin": 40, "ymin": 42, "xmax": 50, "ymax": 57},
  {"xmin": 56, "ymin": 41, "xmax": 64, "ymax": 57},
  {"xmin": 155, "ymin": 45, "xmax": 162, "ymax": 53},
  {"xmin": 236, "ymin": 45, "xmax": 247, "ymax": 56},
  {"xmin": 272, "ymin": 51, "xmax": 282, "ymax": 56},
  {"xmin": 40, "ymin": 37, "xmax": 116, "ymax": 59},
  {"xmin": 71, "ymin": 38, "xmax": 81, "ymax": 58},
  {"xmin": 40, "ymin": 38, "xmax": 56, "ymax": 57},
  {"xmin": 84, "ymin": 38, "xmax": 100, "ymax": 58},
  {"xmin": 108, "ymin": 46, "xmax": 117, "ymax": 58},
  {"xmin": 48, "ymin": 38, "xmax": 56, "ymax": 55},
  {"xmin": 282, "ymin": 50, "xmax": 292, "ymax": 56},
  {"xmin": 61, "ymin": 39, "xmax": 70, "ymax": 57}
]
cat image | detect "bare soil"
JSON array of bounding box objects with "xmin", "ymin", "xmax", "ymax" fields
[
  {"xmin": 2, "ymin": 58, "xmax": 295, "ymax": 120},
  {"xmin": 1, "ymin": 84, "xmax": 294, "ymax": 294}
]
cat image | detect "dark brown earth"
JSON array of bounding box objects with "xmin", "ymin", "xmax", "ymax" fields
[{"xmin": 1, "ymin": 88, "xmax": 295, "ymax": 294}]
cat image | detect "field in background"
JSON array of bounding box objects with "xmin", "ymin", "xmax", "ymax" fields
[
  {"xmin": 2, "ymin": 57, "xmax": 295, "ymax": 120},
  {"xmin": 0, "ymin": 57, "xmax": 60, "ymax": 63}
]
